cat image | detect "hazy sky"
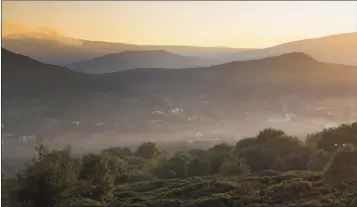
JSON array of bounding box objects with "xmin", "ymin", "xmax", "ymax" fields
[{"xmin": 2, "ymin": 1, "xmax": 357, "ymax": 48}]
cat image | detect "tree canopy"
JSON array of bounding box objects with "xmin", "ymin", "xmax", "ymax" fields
[{"xmin": 2, "ymin": 122, "xmax": 357, "ymax": 207}]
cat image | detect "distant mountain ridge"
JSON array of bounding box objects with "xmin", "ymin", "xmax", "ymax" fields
[
  {"xmin": 2, "ymin": 32, "xmax": 249, "ymax": 65},
  {"xmin": 222, "ymin": 32, "xmax": 357, "ymax": 66},
  {"xmin": 67, "ymin": 50, "xmax": 213, "ymax": 74},
  {"xmin": 215, "ymin": 52, "xmax": 317, "ymax": 68},
  {"xmin": 111, "ymin": 51, "xmax": 357, "ymax": 90},
  {"xmin": 3, "ymin": 31, "xmax": 357, "ymax": 67}
]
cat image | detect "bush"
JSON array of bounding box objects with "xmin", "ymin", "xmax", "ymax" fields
[{"xmin": 220, "ymin": 156, "xmax": 251, "ymax": 176}]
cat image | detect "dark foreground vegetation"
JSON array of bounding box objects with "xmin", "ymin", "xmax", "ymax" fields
[{"xmin": 2, "ymin": 122, "xmax": 357, "ymax": 207}]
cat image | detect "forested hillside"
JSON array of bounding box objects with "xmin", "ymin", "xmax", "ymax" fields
[{"xmin": 2, "ymin": 122, "xmax": 357, "ymax": 207}]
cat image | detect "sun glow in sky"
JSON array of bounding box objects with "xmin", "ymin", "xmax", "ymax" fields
[{"xmin": 2, "ymin": 1, "xmax": 357, "ymax": 48}]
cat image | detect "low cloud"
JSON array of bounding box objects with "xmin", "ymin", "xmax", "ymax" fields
[
  {"xmin": 2, "ymin": 20, "xmax": 82, "ymax": 45},
  {"xmin": 2, "ymin": 21, "xmax": 30, "ymax": 36},
  {"xmin": 2, "ymin": 21, "xmax": 63, "ymax": 37},
  {"xmin": 34, "ymin": 26, "xmax": 63, "ymax": 37}
]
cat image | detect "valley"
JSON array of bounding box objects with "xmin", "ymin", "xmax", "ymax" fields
[{"xmin": 2, "ymin": 49, "xmax": 357, "ymax": 175}]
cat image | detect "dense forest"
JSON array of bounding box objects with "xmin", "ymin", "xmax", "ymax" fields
[{"xmin": 2, "ymin": 122, "xmax": 357, "ymax": 207}]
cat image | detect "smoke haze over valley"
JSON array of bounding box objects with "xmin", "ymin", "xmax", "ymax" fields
[{"xmin": 2, "ymin": 47, "xmax": 357, "ymax": 174}]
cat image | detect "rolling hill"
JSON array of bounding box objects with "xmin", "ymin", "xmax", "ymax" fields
[
  {"xmin": 67, "ymin": 50, "xmax": 212, "ymax": 74},
  {"xmin": 222, "ymin": 32, "xmax": 357, "ymax": 66},
  {"xmin": 110, "ymin": 52, "xmax": 357, "ymax": 97}
]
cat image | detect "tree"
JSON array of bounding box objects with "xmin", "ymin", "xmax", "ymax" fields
[
  {"xmin": 135, "ymin": 142, "xmax": 158, "ymax": 159},
  {"xmin": 234, "ymin": 137, "xmax": 256, "ymax": 151},
  {"xmin": 307, "ymin": 150, "xmax": 331, "ymax": 172},
  {"xmin": 143, "ymin": 158, "xmax": 160, "ymax": 173},
  {"xmin": 256, "ymin": 128, "xmax": 286, "ymax": 144},
  {"xmin": 15, "ymin": 144, "xmax": 80, "ymax": 207},
  {"xmin": 220, "ymin": 156, "xmax": 251, "ymax": 176},
  {"xmin": 189, "ymin": 149, "xmax": 207, "ymax": 159},
  {"xmin": 168, "ymin": 154, "xmax": 190, "ymax": 178},
  {"xmin": 233, "ymin": 129, "xmax": 305, "ymax": 172},
  {"xmin": 152, "ymin": 153, "xmax": 191, "ymax": 179},
  {"xmin": 271, "ymin": 156, "xmax": 287, "ymax": 172},
  {"xmin": 2, "ymin": 173, "xmax": 11, "ymax": 207},
  {"xmin": 236, "ymin": 145, "xmax": 276, "ymax": 172},
  {"xmin": 207, "ymin": 143, "xmax": 233, "ymax": 154},
  {"xmin": 102, "ymin": 147, "xmax": 133, "ymax": 159},
  {"xmin": 151, "ymin": 161, "xmax": 173, "ymax": 179},
  {"xmin": 104, "ymin": 153, "xmax": 128, "ymax": 177},
  {"xmin": 144, "ymin": 150, "xmax": 169, "ymax": 174},
  {"xmin": 2, "ymin": 172, "xmax": 22, "ymax": 207},
  {"xmin": 281, "ymin": 144, "xmax": 313, "ymax": 171},
  {"xmin": 308, "ymin": 122, "xmax": 357, "ymax": 152},
  {"xmin": 187, "ymin": 158, "xmax": 211, "ymax": 177},
  {"xmin": 79, "ymin": 153, "xmax": 121, "ymax": 202},
  {"xmin": 206, "ymin": 144, "xmax": 232, "ymax": 175},
  {"xmin": 173, "ymin": 152, "xmax": 193, "ymax": 163},
  {"xmin": 323, "ymin": 144, "xmax": 357, "ymax": 187},
  {"xmin": 2, "ymin": 173, "xmax": 7, "ymax": 191},
  {"xmin": 122, "ymin": 147, "xmax": 133, "ymax": 157},
  {"xmin": 119, "ymin": 170, "xmax": 154, "ymax": 183},
  {"xmin": 126, "ymin": 156, "xmax": 147, "ymax": 171},
  {"xmin": 208, "ymin": 152, "xmax": 230, "ymax": 175},
  {"xmin": 154, "ymin": 150, "xmax": 169, "ymax": 161}
]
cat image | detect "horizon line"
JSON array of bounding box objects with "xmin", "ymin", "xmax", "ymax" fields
[{"xmin": 3, "ymin": 30, "xmax": 356, "ymax": 50}]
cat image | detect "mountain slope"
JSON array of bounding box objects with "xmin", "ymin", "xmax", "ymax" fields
[
  {"xmin": 67, "ymin": 50, "xmax": 212, "ymax": 74},
  {"xmin": 2, "ymin": 32, "xmax": 248, "ymax": 65},
  {"xmin": 108, "ymin": 52, "xmax": 357, "ymax": 101},
  {"xmin": 2, "ymin": 33, "xmax": 106, "ymax": 65},
  {"xmin": 1, "ymin": 48, "xmax": 124, "ymax": 99},
  {"xmin": 1, "ymin": 48, "xmax": 129, "ymax": 138},
  {"xmin": 222, "ymin": 32, "xmax": 357, "ymax": 66}
]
